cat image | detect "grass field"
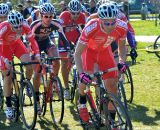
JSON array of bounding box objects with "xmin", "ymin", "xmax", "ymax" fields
[
  {"xmin": 0, "ymin": 41, "xmax": 160, "ymax": 130},
  {"xmin": 130, "ymin": 20, "xmax": 160, "ymax": 36}
]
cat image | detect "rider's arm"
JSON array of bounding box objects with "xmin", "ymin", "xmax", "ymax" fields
[
  {"xmin": 23, "ymin": 22, "xmax": 40, "ymax": 54},
  {"xmin": 74, "ymin": 41, "xmax": 87, "ymax": 73},
  {"xmin": 118, "ymin": 39, "xmax": 127, "ymax": 63}
]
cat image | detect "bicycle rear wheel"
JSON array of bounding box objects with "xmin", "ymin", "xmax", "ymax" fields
[
  {"xmin": 20, "ymin": 80, "xmax": 37, "ymax": 130},
  {"xmin": 154, "ymin": 35, "xmax": 160, "ymax": 58},
  {"xmin": 50, "ymin": 76, "xmax": 64, "ymax": 124},
  {"xmin": 123, "ymin": 67, "xmax": 134, "ymax": 103},
  {"xmin": 102, "ymin": 93, "xmax": 132, "ymax": 130}
]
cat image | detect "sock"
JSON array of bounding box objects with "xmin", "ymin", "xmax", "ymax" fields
[
  {"xmin": 110, "ymin": 111, "xmax": 116, "ymax": 120},
  {"xmin": 6, "ymin": 96, "xmax": 12, "ymax": 107},
  {"xmin": 35, "ymin": 91, "xmax": 40, "ymax": 102},
  {"xmin": 79, "ymin": 95, "xmax": 87, "ymax": 104}
]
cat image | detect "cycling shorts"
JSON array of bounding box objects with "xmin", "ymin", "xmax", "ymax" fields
[
  {"xmin": 82, "ymin": 47, "xmax": 118, "ymax": 79},
  {"xmin": 0, "ymin": 39, "xmax": 28, "ymax": 70}
]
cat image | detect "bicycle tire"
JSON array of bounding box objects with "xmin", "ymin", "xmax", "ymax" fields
[
  {"xmin": 39, "ymin": 74, "xmax": 47, "ymax": 116},
  {"xmin": 123, "ymin": 67, "xmax": 134, "ymax": 103},
  {"xmin": 154, "ymin": 35, "xmax": 160, "ymax": 58},
  {"xmin": 70, "ymin": 66, "xmax": 78, "ymax": 103},
  {"xmin": 20, "ymin": 80, "xmax": 37, "ymax": 130},
  {"xmin": 11, "ymin": 80, "xmax": 20, "ymax": 122},
  {"xmin": 102, "ymin": 93, "xmax": 132, "ymax": 130},
  {"xmin": 50, "ymin": 76, "xmax": 64, "ymax": 124},
  {"xmin": 118, "ymin": 81, "xmax": 128, "ymax": 109}
]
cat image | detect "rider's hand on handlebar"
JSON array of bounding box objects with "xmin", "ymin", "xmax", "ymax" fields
[
  {"xmin": 130, "ymin": 48, "xmax": 138, "ymax": 60},
  {"xmin": 79, "ymin": 72, "xmax": 92, "ymax": 85},
  {"xmin": 117, "ymin": 62, "xmax": 128, "ymax": 73}
]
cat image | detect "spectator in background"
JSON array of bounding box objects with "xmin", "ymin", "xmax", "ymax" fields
[
  {"xmin": 23, "ymin": 0, "xmax": 36, "ymax": 19},
  {"xmin": 16, "ymin": 4, "xmax": 24, "ymax": 16},
  {"xmin": 87, "ymin": 0, "xmax": 97, "ymax": 14}
]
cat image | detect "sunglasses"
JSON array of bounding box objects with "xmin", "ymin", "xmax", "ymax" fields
[
  {"xmin": 13, "ymin": 25, "xmax": 22, "ymax": 29},
  {"xmin": 71, "ymin": 12, "xmax": 80, "ymax": 15},
  {"xmin": 44, "ymin": 15, "xmax": 53, "ymax": 19},
  {"xmin": 103, "ymin": 20, "xmax": 116, "ymax": 26}
]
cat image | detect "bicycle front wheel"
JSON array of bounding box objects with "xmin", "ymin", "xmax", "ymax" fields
[
  {"xmin": 20, "ymin": 80, "xmax": 37, "ymax": 130},
  {"xmin": 123, "ymin": 67, "xmax": 134, "ymax": 103},
  {"xmin": 0, "ymin": 72, "xmax": 4, "ymax": 110},
  {"xmin": 154, "ymin": 35, "xmax": 160, "ymax": 58},
  {"xmin": 102, "ymin": 93, "xmax": 132, "ymax": 130},
  {"xmin": 50, "ymin": 76, "xmax": 64, "ymax": 124}
]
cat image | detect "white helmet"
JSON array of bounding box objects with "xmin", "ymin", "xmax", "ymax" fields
[
  {"xmin": 68, "ymin": 0, "xmax": 81, "ymax": 12},
  {"xmin": 8, "ymin": 10, "xmax": 24, "ymax": 27},
  {"xmin": 0, "ymin": 3, "xmax": 9, "ymax": 16},
  {"xmin": 39, "ymin": 3, "xmax": 55, "ymax": 14},
  {"xmin": 98, "ymin": 3, "xmax": 118, "ymax": 19},
  {"xmin": 39, "ymin": 0, "xmax": 48, "ymax": 6}
]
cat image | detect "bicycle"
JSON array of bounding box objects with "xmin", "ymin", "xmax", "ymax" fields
[
  {"xmin": 114, "ymin": 55, "xmax": 134, "ymax": 104},
  {"xmin": 66, "ymin": 47, "xmax": 79, "ymax": 103},
  {"xmin": 146, "ymin": 36, "xmax": 160, "ymax": 58},
  {"xmin": 8, "ymin": 55, "xmax": 39, "ymax": 130},
  {"xmin": 39, "ymin": 53, "xmax": 64, "ymax": 125},
  {"xmin": 75, "ymin": 67, "xmax": 132, "ymax": 130}
]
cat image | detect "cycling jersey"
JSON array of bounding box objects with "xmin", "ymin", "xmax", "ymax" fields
[
  {"xmin": 0, "ymin": 21, "xmax": 39, "ymax": 55},
  {"xmin": 58, "ymin": 11, "xmax": 86, "ymax": 52},
  {"xmin": 30, "ymin": 19, "xmax": 70, "ymax": 51},
  {"xmin": 79, "ymin": 18, "xmax": 127, "ymax": 79},
  {"xmin": 0, "ymin": 21, "xmax": 39, "ymax": 70}
]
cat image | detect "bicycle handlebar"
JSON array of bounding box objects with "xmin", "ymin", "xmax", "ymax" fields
[{"xmin": 90, "ymin": 67, "xmax": 118, "ymax": 79}]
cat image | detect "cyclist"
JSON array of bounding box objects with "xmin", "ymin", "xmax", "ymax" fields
[
  {"xmin": 27, "ymin": 0, "xmax": 49, "ymax": 25},
  {"xmin": 0, "ymin": 10, "xmax": 40, "ymax": 120},
  {"xmin": 27, "ymin": 0, "xmax": 56, "ymax": 44},
  {"xmin": 30, "ymin": 3, "xmax": 70, "ymax": 114},
  {"xmin": 88, "ymin": 0, "xmax": 138, "ymax": 61},
  {"xmin": 74, "ymin": 3, "xmax": 128, "ymax": 124},
  {"xmin": 58, "ymin": 0, "xmax": 86, "ymax": 100}
]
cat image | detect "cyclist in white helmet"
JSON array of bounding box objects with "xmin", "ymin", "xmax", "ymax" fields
[
  {"xmin": 88, "ymin": 0, "xmax": 138, "ymax": 62},
  {"xmin": 58, "ymin": 0, "xmax": 86, "ymax": 100},
  {"xmin": 0, "ymin": 3, "xmax": 9, "ymax": 23},
  {"xmin": 0, "ymin": 10, "xmax": 40, "ymax": 120},
  {"xmin": 30, "ymin": 3, "xmax": 70, "ymax": 114},
  {"xmin": 74, "ymin": 3, "xmax": 128, "ymax": 123}
]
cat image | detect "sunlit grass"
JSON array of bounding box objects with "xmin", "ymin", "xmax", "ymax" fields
[{"xmin": 0, "ymin": 42, "xmax": 160, "ymax": 130}]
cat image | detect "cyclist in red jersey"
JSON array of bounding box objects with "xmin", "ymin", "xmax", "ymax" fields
[
  {"xmin": 58, "ymin": 0, "xmax": 86, "ymax": 100},
  {"xmin": 0, "ymin": 10, "xmax": 40, "ymax": 120},
  {"xmin": 88, "ymin": 0, "xmax": 138, "ymax": 60},
  {"xmin": 74, "ymin": 3, "xmax": 128, "ymax": 124}
]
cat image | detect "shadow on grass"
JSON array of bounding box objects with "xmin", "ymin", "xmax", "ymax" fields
[
  {"xmin": 0, "ymin": 110, "xmax": 26, "ymax": 130},
  {"xmin": 59, "ymin": 104, "xmax": 80, "ymax": 130},
  {"xmin": 128, "ymin": 103, "xmax": 160, "ymax": 126}
]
